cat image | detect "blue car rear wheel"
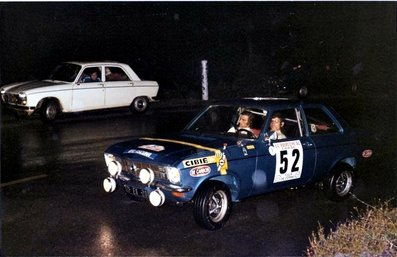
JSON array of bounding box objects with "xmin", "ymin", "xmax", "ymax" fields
[{"xmin": 325, "ymin": 168, "xmax": 354, "ymax": 201}]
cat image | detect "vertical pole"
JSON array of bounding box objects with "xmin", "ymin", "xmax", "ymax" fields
[{"xmin": 201, "ymin": 60, "xmax": 208, "ymax": 101}]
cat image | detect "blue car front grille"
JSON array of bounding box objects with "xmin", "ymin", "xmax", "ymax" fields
[{"xmin": 121, "ymin": 159, "xmax": 167, "ymax": 180}]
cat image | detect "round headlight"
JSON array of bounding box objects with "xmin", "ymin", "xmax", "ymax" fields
[
  {"xmin": 166, "ymin": 167, "xmax": 180, "ymax": 184},
  {"xmin": 108, "ymin": 161, "xmax": 121, "ymax": 176},
  {"xmin": 139, "ymin": 168, "xmax": 154, "ymax": 184}
]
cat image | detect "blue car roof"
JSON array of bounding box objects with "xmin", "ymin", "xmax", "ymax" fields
[{"xmin": 213, "ymin": 97, "xmax": 322, "ymax": 109}]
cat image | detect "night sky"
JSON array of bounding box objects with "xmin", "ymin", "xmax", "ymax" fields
[{"xmin": 0, "ymin": 2, "xmax": 395, "ymax": 99}]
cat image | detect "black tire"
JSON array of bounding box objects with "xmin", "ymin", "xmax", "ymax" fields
[
  {"xmin": 193, "ymin": 183, "xmax": 232, "ymax": 230},
  {"xmin": 130, "ymin": 96, "xmax": 148, "ymax": 113},
  {"xmin": 324, "ymin": 168, "xmax": 354, "ymax": 201},
  {"xmin": 40, "ymin": 100, "xmax": 59, "ymax": 122}
]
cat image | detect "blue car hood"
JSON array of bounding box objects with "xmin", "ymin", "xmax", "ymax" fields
[{"xmin": 105, "ymin": 133, "xmax": 239, "ymax": 166}]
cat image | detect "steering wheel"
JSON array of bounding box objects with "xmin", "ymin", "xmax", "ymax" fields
[{"xmin": 236, "ymin": 128, "xmax": 256, "ymax": 139}]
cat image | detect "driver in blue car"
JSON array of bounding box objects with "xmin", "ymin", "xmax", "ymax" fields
[{"xmin": 228, "ymin": 111, "xmax": 254, "ymax": 135}]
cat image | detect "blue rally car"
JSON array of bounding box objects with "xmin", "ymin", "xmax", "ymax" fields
[{"xmin": 102, "ymin": 98, "xmax": 372, "ymax": 230}]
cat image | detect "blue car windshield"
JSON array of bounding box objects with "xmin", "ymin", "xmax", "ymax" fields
[
  {"xmin": 184, "ymin": 105, "xmax": 267, "ymax": 138},
  {"xmin": 49, "ymin": 63, "xmax": 81, "ymax": 82}
]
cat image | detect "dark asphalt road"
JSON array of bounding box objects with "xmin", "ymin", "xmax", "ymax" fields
[{"xmin": 1, "ymin": 96, "xmax": 396, "ymax": 256}]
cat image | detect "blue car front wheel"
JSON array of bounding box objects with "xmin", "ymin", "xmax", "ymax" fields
[{"xmin": 193, "ymin": 183, "xmax": 232, "ymax": 230}]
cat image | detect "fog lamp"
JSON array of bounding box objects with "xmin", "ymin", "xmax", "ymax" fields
[
  {"xmin": 103, "ymin": 177, "xmax": 116, "ymax": 193},
  {"xmin": 149, "ymin": 189, "xmax": 165, "ymax": 207}
]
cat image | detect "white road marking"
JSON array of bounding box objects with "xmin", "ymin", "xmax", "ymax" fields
[{"xmin": 1, "ymin": 174, "xmax": 48, "ymax": 187}]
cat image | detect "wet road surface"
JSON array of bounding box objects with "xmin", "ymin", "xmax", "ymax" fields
[{"xmin": 1, "ymin": 96, "xmax": 396, "ymax": 256}]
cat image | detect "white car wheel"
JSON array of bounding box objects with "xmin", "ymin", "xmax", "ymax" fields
[
  {"xmin": 131, "ymin": 97, "xmax": 148, "ymax": 113},
  {"xmin": 41, "ymin": 100, "xmax": 59, "ymax": 122}
]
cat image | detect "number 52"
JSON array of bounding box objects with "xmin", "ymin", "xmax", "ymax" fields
[{"xmin": 279, "ymin": 149, "xmax": 300, "ymax": 174}]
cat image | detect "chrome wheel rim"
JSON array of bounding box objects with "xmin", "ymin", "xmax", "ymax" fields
[
  {"xmin": 208, "ymin": 190, "xmax": 228, "ymax": 223},
  {"xmin": 46, "ymin": 104, "xmax": 57, "ymax": 120},
  {"xmin": 335, "ymin": 170, "xmax": 353, "ymax": 196},
  {"xmin": 134, "ymin": 99, "xmax": 147, "ymax": 111}
]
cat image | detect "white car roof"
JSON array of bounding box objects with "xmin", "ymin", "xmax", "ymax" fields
[
  {"xmin": 66, "ymin": 61, "xmax": 128, "ymax": 66},
  {"xmin": 65, "ymin": 61, "xmax": 141, "ymax": 81}
]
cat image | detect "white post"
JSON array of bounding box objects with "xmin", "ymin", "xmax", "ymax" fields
[{"xmin": 201, "ymin": 60, "xmax": 208, "ymax": 101}]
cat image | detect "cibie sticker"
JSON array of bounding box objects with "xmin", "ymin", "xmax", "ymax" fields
[
  {"xmin": 138, "ymin": 144, "xmax": 165, "ymax": 152},
  {"xmin": 183, "ymin": 156, "xmax": 216, "ymax": 168},
  {"xmin": 271, "ymin": 140, "xmax": 304, "ymax": 183},
  {"xmin": 190, "ymin": 166, "xmax": 211, "ymax": 177}
]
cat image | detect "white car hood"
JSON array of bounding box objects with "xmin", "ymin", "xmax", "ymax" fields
[{"xmin": 2, "ymin": 80, "xmax": 70, "ymax": 94}]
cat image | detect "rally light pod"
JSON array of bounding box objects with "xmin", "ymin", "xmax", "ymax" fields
[
  {"xmin": 103, "ymin": 177, "xmax": 117, "ymax": 193},
  {"xmin": 139, "ymin": 168, "xmax": 155, "ymax": 184},
  {"xmin": 108, "ymin": 161, "xmax": 122, "ymax": 176},
  {"xmin": 149, "ymin": 189, "xmax": 165, "ymax": 207}
]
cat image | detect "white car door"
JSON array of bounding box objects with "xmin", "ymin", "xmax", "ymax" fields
[
  {"xmin": 103, "ymin": 66, "xmax": 135, "ymax": 108},
  {"xmin": 72, "ymin": 67, "xmax": 105, "ymax": 111}
]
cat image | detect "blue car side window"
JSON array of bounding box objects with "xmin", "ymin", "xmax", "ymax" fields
[
  {"xmin": 265, "ymin": 108, "xmax": 303, "ymax": 140},
  {"xmin": 304, "ymin": 108, "xmax": 339, "ymax": 135}
]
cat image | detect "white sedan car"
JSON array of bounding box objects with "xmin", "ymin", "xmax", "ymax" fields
[{"xmin": 1, "ymin": 61, "xmax": 159, "ymax": 121}]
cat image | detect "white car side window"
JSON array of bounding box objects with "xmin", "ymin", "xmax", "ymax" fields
[
  {"xmin": 105, "ymin": 67, "xmax": 130, "ymax": 82},
  {"xmin": 79, "ymin": 67, "xmax": 102, "ymax": 83}
]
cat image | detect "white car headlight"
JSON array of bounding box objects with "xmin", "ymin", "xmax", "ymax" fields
[
  {"xmin": 1, "ymin": 88, "xmax": 5, "ymax": 95},
  {"xmin": 18, "ymin": 91, "xmax": 27, "ymax": 105},
  {"xmin": 166, "ymin": 167, "xmax": 180, "ymax": 184},
  {"xmin": 18, "ymin": 92, "xmax": 26, "ymax": 99}
]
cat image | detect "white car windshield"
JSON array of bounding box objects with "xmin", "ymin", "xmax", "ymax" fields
[
  {"xmin": 184, "ymin": 105, "xmax": 267, "ymax": 138},
  {"xmin": 49, "ymin": 63, "xmax": 81, "ymax": 82}
]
